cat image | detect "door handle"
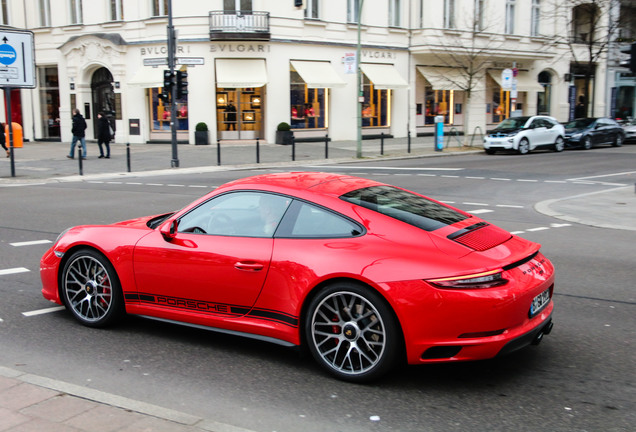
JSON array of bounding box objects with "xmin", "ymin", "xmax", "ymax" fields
[{"xmin": 234, "ymin": 261, "xmax": 264, "ymax": 271}]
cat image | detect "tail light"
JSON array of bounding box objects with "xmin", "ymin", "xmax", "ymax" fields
[{"xmin": 427, "ymin": 269, "xmax": 508, "ymax": 289}]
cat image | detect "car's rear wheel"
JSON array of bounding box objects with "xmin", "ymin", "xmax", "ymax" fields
[
  {"xmin": 517, "ymin": 138, "xmax": 530, "ymax": 155},
  {"xmin": 61, "ymin": 249, "xmax": 124, "ymax": 327},
  {"xmin": 553, "ymin": 136, "xmax": 565, "ymax": 152},
  {"xmin": 305, "ymin": 282, "xmax": 400, "ymax": 382},
  {"xmin": 613, "ymin": 135, "xmax": 623, "ymax": 147},
  {"xmin": 582, "ymin": 136, "xmax": 592, "ymax": 150}
]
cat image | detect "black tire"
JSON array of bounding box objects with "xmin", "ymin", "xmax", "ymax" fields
[
  {"xmin": 305, "ymin": 282, "xmax": 401, "ymax": 382},
  {"xmin": 61, "ymin": 249, "xmax": 124, "ymax": 328},
  {"xmin": 582, "ymin": 136, "xmax": 592, "ymax": 150},
  {"xmin": 485, "ymin": 148, "xmax": 497, "ymax": 155},
  {"xmin": 553, "ymin": 136, "xmax": 565, "ymax": 152},
  {"xmin": 613, "ymin": 135, "xmax": 623, "ymax": 147},
  {"xmin": 517, "ymin": 138, "xmax": 530, "ymax": 155}
]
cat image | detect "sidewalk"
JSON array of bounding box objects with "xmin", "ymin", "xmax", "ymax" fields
[
  {"xmin": 0, "ymin": 366, "xmax": 252, "ymax": 432},
  {"xmin": 0, "ymin": 136, "xmax": 475, "ymax": 184}
]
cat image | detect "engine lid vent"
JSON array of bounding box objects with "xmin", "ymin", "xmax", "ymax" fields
[{"xmin": 448, "ymin": 223, "xmax": 512, "ymax": 251}]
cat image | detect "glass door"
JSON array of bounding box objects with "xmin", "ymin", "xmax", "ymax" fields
[{"xmin": 216, "ymin": 88, "xmax": 263, "ymax": 140}]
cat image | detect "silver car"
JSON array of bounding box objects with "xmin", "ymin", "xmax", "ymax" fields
[
  {"xmin": 484, "ymin": 116, "xmax": 566, "ymax": 155},
  {"xmin": 623, "ymin": 119, "xmax": 636, "ymax": 143}
]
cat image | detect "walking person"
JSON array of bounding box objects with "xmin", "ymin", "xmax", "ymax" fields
[
  {"xmin": 0, "ymin": 122, "xmax": 8, "ymax": 158},
  {"xmin": 68, "ymin": 108, "xmax": 87, "ymax": 159},
  {"xmin": 96, "ymin": 112, "xmax": 111, "ymax": 158}
]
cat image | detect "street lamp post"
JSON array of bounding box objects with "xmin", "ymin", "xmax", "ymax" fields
[{"xmin": 356, "ymin": 0, "xmax": 365, "ymax": 158}]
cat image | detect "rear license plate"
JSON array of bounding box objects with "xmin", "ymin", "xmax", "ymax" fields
[{"xmin": 529, "ymin": 288, "xmax": 551, "ymax": 318}]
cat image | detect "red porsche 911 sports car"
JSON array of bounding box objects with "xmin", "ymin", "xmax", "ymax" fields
[{"xmin": 41, "ymin": 172, "xmax": 554, "ymax": 382}]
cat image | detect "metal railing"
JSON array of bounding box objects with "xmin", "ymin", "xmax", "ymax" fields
[{"xmin": 209, "ymin": 11, "xmax": 270, "ymax": 35}]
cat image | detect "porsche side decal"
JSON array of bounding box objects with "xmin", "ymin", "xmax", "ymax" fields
[{"xmin": 125, "ymin": 292, "xmax": 298, "ymax": 327}]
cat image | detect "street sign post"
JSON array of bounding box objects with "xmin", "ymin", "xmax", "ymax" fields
[{"xmin": 0, "ymin": 29, "xmax": 36, "ymax": 178}]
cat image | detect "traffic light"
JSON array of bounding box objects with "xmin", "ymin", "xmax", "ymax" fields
[
  {"xmin": 620, "ymin": 42, "xmax": 636, "ymax": 74},
  {"xmin": 176, "ymin": 70, "xmax": 188, "ymax": 99},
  {"xmin": 163, "ymin": 69, "xmax": 174, "ymax": 90}
]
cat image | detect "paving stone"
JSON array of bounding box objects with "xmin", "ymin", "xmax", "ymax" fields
[
  {"xmin": 64, "ymin": 404, "xmax": 146, "ymax": 432},
  {"xmin": 20, "ymin": 394, "xmax": 100, "ymax": 423},
  {"xmin": 0, "ymin": 382, "xmax": 60, "ymax": 411}
]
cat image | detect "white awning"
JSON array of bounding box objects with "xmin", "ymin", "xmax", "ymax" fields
[
  {"xmin": 416, "ymin": 66, "xmax": 464, "ymax": 91},
  {"xmin": 290, "ymin": 60, "xmax": 346, "ymax": 88},
  {"xmin": 215, "ymin": 59, "xmax": 268, "ymax": 88},
  {"xmin": 488, "ymin": 71, "xmax": 544, "ymax": 92},
  {"xmin": 359, "ymin": 63, "xmax": 408, "ymax": 90},
  {"xmin": 128, "ymin": 67, "xmax": 164, "ymax": 88}
]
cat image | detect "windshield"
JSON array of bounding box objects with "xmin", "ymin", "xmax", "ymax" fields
[
  {"xmin": 494, "ymin": 117, "xmax": 530, "ymax": 130},
  {"xmin": 565, "ymin": 118, "xmax": 595, "ymax": 129},
  {"xmin": 340, "ymin": 186, "xmax": 469, "ymax": 232}
]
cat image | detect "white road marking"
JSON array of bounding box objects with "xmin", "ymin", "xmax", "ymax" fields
[
  {"xmin": 490, "ymin": 178, "xmax": 511, "ymax": 181},
  {"xmin": 469, "ymin": 209, "xmax": 494, "ymax": 214},
  {"xmin": 22, "ymin": 306, "xmax": 66, "ymax": 317},
  {"xmin": 527, "ymin": 227, "xmax": 550, "ymax": 232},
  {"xmin": 10, "ymin": 240, "xmax": 52, "ymax": 247},
  {"xmin": 465, "ymin": 176, "xmax": 485, "ymax": 180},
  {"xmin": 0, "ymin": 267, "xmax": 30, "ymax": 276},
  {"xmin": 517, "ymin": 179, "xmax": 538, "ymax": 182},
  {"xmin": 496, "ymin": 204, "xmax": 524, "ymax": 208},
  {"xmin": 463, "ymin": 202, "xmax": 489, "ymax": 206}
]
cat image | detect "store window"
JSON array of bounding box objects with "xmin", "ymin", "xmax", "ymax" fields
[
  {"xmin": 290, "ymin": 70, "xmax": 326, "ymax": 130},
  {"xmin": 38, "ymin": 66, "xmax": 61, "ymax": 139},
  {"xmin": 215, "ymin": 88, "xmax": 263, "ymax": 139},
  {"xmin": 149, "ymin": 86, "xmax": 188, "ymax": 133},
  {"xmin": 362, "ymin": 73, "xmax": 389, "ymax": 127},
  {"xmin": 424, "ymin": 88, "xmax": 453, "ymax": 125}
]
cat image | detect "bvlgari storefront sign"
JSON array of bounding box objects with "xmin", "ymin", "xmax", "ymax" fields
[{"xmin": 209, "ymin": 43, "xmax": 271, "ymax": 53}]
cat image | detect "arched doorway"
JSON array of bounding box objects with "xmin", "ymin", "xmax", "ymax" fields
[
  {"xmin": 91, "ymin": 67, "xmax": 115, "ymax": 138},
  {"xmin": 537, "ymin": 71, "xmax": 552, "ymax": 115}
]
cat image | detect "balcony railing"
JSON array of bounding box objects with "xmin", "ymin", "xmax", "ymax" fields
[{"xmin": 209, "ymin": 11, "xmax": 270, "ymax": 41}]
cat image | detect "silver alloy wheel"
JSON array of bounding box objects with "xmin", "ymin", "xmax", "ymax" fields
[
  {"xmin": 64, "ymin": 255, "xmax": 114, "ymax": 323},
  {"xmin": 583, "ymin": 136, "xmax": 592, "ymax": 150},
  {"xmin": 518, "ymin": 138, "xmax": 530, "ymax": 155},
  {"xmin": 554, "ymin": 136, "xmax": 565, "ymax": 152},
  {"xmin": 310, "ymin": 291, "xmax": 387, "ymax": 376}
]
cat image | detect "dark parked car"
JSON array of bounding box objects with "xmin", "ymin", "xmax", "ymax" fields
[{"xmin": 564, "ymin": 118, "xmax": 625, "ymax": 149}]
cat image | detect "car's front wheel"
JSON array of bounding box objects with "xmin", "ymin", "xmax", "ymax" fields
[
  {"xmin": 305, "ymin": 282, "xmax": 401, "ymax": 382},
  {"xmin": 582, "ymin": 136, "xmax": 592, "ymax": 150},
  {"xmin": 517, "ymin": 138, "xmax": 530, "ymax": 155},
  {"xmin": 61, "ymin": 249, "xmax": 124, "ymax": 327},
  {"xmin": 553, "ymin": 136, "xmax": 565, "ymax": 152},
  {"xmin": 485, "ymin": 148, "xmax": 497, "ymax": 155}
]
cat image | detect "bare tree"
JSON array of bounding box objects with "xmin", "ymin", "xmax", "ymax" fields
[
  {"xmin": 423, "ymin": 4, "xmax": 505, "ymax": 143},
  {"xmin": 548, "ymin": 0, "xmax": 621, "ymax": 116}
]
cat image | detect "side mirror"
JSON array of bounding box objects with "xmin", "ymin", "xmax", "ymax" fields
[{"xmin": 160, "ymin": 219, "xmax": 179, "ymax": 241}]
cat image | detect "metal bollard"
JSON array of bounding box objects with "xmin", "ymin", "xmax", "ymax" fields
[
  {"xmin": 407, "ymin": 130, "xmax": 411, "ymax": 153},
  {"xmin": 217, "ymin": 138, "xmax": 221, "ymax": 166},
  {"xmin": 292, "ymin": 136, "xmax": 296, "ymax": 161},
  {"xmin": 78, "ymin": 147, "xmax": 83, "ymax": 176},
  {"xmin": 126, "ymin": 143, "xmax": 131, "ymax": 172},
  {"xmin": 325, "ymin": 134, "xmax": 329, "ymax": 159},
  {"xmin": 380, "ymin": 132, "xmax": 385, "ymax": 155},
  {"xmin": 256, "ymin": 137, "xmax": 260, "ymax": 164}
]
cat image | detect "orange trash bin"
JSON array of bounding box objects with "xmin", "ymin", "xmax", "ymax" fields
[{"xmin": 5, "ymin": 122, "xmax": 23, "ymax": 148}]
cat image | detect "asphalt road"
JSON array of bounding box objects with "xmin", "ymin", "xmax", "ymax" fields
[{"xmin": 1, "ymin": 147, "xmax": 634, "ymax": 431}]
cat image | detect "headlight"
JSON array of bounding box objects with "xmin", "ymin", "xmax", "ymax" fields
[{"xmin": 570, "ymin": 133, "xmax": 582, "ymax": 140}]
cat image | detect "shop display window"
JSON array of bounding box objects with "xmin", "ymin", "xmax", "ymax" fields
[
  {"xmin": 290, "ymin": 70, "xmax": 327, "ymax": 130},
  {"xmin": 150, "ymin": 88, "xmax": 188, "ymax": 132},
  {"xmin": 215, "ymin": 87, "xmax": 263, "ymax": 137},
  {"xmin": 361, "ymin": 74, "xmax": 389, "ymax": 127},
  {"xmin": 424, "ymin": 88, "xmax": 453, "ymax": 125},
  {"xmin": 38, "ymin": 66, "xmax": 61, "ymax": 139}
]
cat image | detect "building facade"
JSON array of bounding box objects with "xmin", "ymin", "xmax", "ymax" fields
[{"xmin": 0, "ymin": 0, "xmax": 620, "ymax": 146}]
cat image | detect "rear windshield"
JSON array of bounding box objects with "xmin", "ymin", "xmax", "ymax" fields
[{"xmin": 340, "ymin": 186, "xmax": 469, "ymax": 231}]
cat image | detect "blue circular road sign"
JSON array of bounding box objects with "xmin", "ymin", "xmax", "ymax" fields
[{"xmin": 0, "ymin": 44, "xmax": 17, "ymax": 66}]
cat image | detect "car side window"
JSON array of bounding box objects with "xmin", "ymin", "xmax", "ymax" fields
[
  {"xmin": 281, "ymin": 201, "xmax": 363, "ymax": 238},
  {"xmin": 530, "ymin": 119, "xmax": 543, "ymax": 129},
  {"xmin": 177, "ymin": 192, "xmax": 291, "ymax": 237}
]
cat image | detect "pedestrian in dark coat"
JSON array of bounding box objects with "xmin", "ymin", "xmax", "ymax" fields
[
  {"xmin": 68, "ymin": 108, "xmax": 87, "ymax": 159},
  {"xmin": 0, "ymin": 122, "xmax": 8, "ymax": 158},
  {"xmin": 96, "ymin": 112, "xmax": 111, "ymax": 158}
]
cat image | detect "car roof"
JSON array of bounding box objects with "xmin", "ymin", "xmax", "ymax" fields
[{"xmin": 219, "ymin": 172, "xmax": 384, "ymax": 197}]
